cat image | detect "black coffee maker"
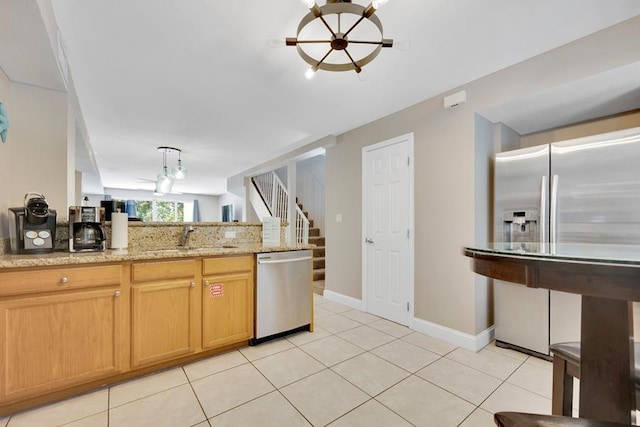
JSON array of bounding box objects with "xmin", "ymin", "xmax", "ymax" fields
[
  {"xmin": 69, "ymin": 206, "xmax": 106, "ymax": 252},
  {"xmin": 8, "ymin": 193, "xmax": 57, "ymax": 254}
]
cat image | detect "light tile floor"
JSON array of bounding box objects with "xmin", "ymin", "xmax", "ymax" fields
[{"xmin": 1, "ymin": 294, "xmax": 553, "ymax": 427}]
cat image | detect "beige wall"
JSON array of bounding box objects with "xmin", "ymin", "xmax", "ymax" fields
[
  {"xmin": 325, "ymin": 16, "xmax": 640, "ymax": 336},
  {"xmin": 0, "ymin": 78, "xmax": 68, "ymax": 238}
]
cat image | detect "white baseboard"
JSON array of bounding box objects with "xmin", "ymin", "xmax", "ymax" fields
[
  {"xmin": 321, "ymin": 290, "xmax": 494, "ymax": 352},
  {"xmin": 412, "ymin": 317, "xmax": 495, "ymax": 352},
  {"xmin": 322, "ymin": 290, "xmax": 364, "ymax": 311}
]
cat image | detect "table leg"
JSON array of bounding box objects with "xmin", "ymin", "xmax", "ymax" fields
[{"xmin": 579, "ymin": 296, "xmax": 635, "ymax": 424}]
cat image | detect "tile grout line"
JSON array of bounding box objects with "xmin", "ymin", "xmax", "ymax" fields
[{"xmin": 182, "ymin": 366, "xmax": 211, "ymax": 427}]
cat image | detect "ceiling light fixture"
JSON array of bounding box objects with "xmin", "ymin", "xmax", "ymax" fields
[
  {"xmin": 172, "ymin": 150, "xmax": 187, "ymax": 180},
  {"xmin": 286, "ymin": 0, "xmax": 394, "ymax": 78},
  {"xmin": 155, "ymin": 146, "xmax": 186, "ymax": 195}
]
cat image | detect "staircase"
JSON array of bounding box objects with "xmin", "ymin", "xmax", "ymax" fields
[
  {"xmin": 297, "ymin": 199, "xmax": 326, "ymax": 294},
  {"xmin": 251, "ymin": 172, "xmax": 309, "ymax": 245}
]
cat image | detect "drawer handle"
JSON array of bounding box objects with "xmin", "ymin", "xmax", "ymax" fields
[
  {"xmin": 60, "ymin": 276, "xmax": 68, "ymax": 284},
  {"xmin": 190, "ymin": 281, "xmax": 196, "ymax": 287},
  {"xmin": 114, "ymin": 290, "xmax": 121, "ymax": 297}
]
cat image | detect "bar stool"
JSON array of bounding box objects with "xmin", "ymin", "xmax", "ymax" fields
[
  {"xmin": 550, "ymin": 342, "xmax": 640, "ymax": 416},
  {"xmin": 494, "ymin": 411, "xmax": 633, "ymax": 426}
]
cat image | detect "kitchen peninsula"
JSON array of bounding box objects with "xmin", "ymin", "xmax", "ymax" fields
[{"xmin": 0, "ymin": 222, "xmax": 313, "ymax": 416}]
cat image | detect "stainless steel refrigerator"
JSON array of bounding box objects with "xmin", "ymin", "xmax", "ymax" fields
[{"xmin": 493, "ymin": 126, "xmax": 640, "ymax": 357}]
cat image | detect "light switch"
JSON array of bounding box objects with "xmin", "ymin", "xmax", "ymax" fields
[
  {"xmin": 336, "ymin": 214, "xmax": 343, "ymax": 223},
  {"xmin": 224, "ymin": 230, "xmax": 236, "ymax": 238}
]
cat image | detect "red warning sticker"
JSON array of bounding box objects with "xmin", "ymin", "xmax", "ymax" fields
[{"xmin": 209, "ymin": 283, "xmax": 224, "ymax": 298}]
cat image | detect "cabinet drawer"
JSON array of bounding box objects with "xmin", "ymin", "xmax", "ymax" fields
[
  {"xmin": 0, "ymin": 264, "xmax": 122, "ymax": 297},
  {"xmin": 132, "ymin": 259, "xmax": 196, "ymax": 283},
  {"xmin": 202, "ymin": 255, "xmax": 253, "ymax": 276}
]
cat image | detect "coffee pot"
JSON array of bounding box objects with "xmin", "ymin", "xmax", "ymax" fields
[{"xmin": 68, "ymin": 206, "xmax": 106, "ymax": 252}]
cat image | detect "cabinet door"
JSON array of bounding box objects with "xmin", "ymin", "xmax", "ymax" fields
[
  {"xmin": 202, "ymin": 272, "xmax": 253, "ymax": 349},
  {"xmin": 131, "ymin": 279, "xmax": 197, "ymax": 367},
  {"xmin": 0, "ymin": 289, "xmax": 123, "ymax": 402}
]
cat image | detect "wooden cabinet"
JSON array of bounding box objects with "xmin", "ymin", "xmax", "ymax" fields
[
  {"xmin": 202, "ymin": 255, "xmax": 254, "ymax": 349},
  {"xmin": 0, "ymin": 265, "xmax": 124, "ymax": 403},
  {"xmin": 0, "ymin": 253, "xmax": 258, "ymax": 414},
  {"xmin": 130, "ymin": 259, "xmax": 198, "ymax": 368}
]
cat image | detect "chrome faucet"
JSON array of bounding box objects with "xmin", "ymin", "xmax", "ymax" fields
[{"xmin": 182, "ymin": 225, "xmax": 195, "ymax": 248}]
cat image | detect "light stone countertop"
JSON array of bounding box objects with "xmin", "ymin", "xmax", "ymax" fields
[{"xmin": 0, "ymin": 244, "xmax": 314, "ymax": 269}]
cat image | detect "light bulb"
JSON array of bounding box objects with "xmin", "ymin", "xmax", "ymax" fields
[
  {"xmin": 267, "ymin": 36, "xmax": 286, "ymax": 48},
  {"xmin": 156, "ymin": 168, "xmax": 174, "ymax": 194},
  {"xmin": 172, "ymin": 159, "xmax": 187, "ymax": 180},
  {"xmin": 357, "ymin": 69, "xmax": 369, "ymax": 82},
  {"xmin": 305, "ymin": 67, "xmax": 316, "ymax": 80},
  {"xmin": 393, "ymin": 40, "xmax": 412, "ymax": 50},
  {"xmin": 372, "ymin": 0, "xmax": 389, "ymax": 9},
  {"xmin": 301, "ymin": 0, "xmax": 315, "ymax": 8}
]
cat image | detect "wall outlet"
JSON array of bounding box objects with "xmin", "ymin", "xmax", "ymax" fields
[{"xmin": 224, "ymin": 230, "xmax": 236, "ymax": 238}]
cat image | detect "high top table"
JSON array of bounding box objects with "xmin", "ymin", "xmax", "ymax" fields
[{"xmin": 463, "ymin": 243, "xmax": 640, "ymax": 424}]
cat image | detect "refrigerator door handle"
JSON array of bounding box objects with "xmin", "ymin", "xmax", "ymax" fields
[
  {"xmin": 550, "ymin": 174, "xmax": 559, "ymax": 247},
  {"xmin": 540, "ymin": 175, "xmax": 547, "ymax": 251}
]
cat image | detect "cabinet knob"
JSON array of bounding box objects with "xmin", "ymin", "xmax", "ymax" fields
[
  {"xmin": 190, "ymin": 281, "xmax": 196, "ymax": 287},
  {"xmin": 114, "ymin": 290, "xmax": 121, "ymax": 297},
  {"xmin": 60, "ymin": 276, "xmax": 68, "ymax": 284},
  {"xmin": 204, "ymin": 280, "xmax": 209, "ymax": 286}
]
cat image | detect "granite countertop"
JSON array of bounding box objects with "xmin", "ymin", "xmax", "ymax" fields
[{"xmin": 0, "ymin": 244, "xmax": 314, "ymax": 269}]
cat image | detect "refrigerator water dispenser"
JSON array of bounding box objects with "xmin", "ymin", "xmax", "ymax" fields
[{"xmin": 502, "ymin": 210, "xmax": 538, "ymax": 244}]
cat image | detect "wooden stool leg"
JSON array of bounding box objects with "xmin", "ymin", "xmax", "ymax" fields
[{"xmin": 552, "ymin": 356, "xmax": 574, "ymax": 416}]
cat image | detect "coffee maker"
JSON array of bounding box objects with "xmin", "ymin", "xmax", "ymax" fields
[
  {"xmin": 69, "ymin": 206, "xmax": 106, "ymax": 252},
  {"xmin": 8, "ymin": 193, "xmax": 57, "ymax": 254}
]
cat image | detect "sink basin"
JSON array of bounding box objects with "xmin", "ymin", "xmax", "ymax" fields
[
  {"xmin": 142, "ymin": 245, "xmax": 239, "ymax": 254},
  {"xmin": 143, "ymin": 248, "xmax": 184, "ymax": 254},
  {"xmin": 188, "ymin": 245, "xmax": 238, "ymax": 251}
]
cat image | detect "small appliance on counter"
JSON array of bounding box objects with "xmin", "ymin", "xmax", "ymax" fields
[
  {"xmin": 69, "ymin": 206, "xmax": 106, "ymax": 252},
  {"xmin": 8, "ymin": 192, "xmax": 57, "ymax": 254}
]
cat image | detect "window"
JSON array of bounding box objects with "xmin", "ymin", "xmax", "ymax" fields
[{"xmin": 115, "ymin": 200, "xmax": 188, "ymax": 222}]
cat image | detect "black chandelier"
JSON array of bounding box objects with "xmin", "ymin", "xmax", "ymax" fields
[{"xmin": 286, "ymin": 0, "xmax": 394, "ymax": 79}]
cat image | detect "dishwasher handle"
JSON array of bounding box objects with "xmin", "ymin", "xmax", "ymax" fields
[{"xmin": 257, "ymin": 256, "xmax": 312, "ymax": 265}]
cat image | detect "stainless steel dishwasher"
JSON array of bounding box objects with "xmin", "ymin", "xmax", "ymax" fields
[{"xmin": 250, "ymin": 250, "xmax": 313, "ymax": 345}]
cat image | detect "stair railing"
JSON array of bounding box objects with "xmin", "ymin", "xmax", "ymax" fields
[{"xmin": 252, "ymin": 171, "xmax": 309, "ymax": 245}]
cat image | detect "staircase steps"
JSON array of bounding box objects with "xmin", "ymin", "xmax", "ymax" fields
[
  {"xmin": 296, "ymin": 198, "xmax": 325, "ymax": 287},
  {"xmin": 313, "ymin": 257, "xmax": 325, "ymax": 270},
  {"xmin": 309, "ymin": 236, "xmax": 325, "ymax": 246}
]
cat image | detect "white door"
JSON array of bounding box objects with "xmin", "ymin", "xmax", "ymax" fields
[{"xmin": 363, "ymin": 134, "xmax": 413, "ymax": 326}]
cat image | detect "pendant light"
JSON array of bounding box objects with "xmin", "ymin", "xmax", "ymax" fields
[
  {"xmin": 155, "ymin": 147, "xmax": 174, "ymax": 194},
  {"xmin": 172, "ymin": 150, "xmax": 187, "ymax": 180}
]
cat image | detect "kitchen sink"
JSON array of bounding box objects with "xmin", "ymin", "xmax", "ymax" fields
[
  {"xmin": 142, "ymin": 245, "xmax": 238, "ymax": 254},
  {"xmin": 142, "ymin": 247, "xmax": 185, "ymax": 254},
  {"xmin": 188, "ymin": 245, "xmax": 238, "ymax": 251}
]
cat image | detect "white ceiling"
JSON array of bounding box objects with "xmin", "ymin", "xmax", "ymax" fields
[{"xmin": 4, "ymin": 1, "xmax": 640, "ymax": 195}]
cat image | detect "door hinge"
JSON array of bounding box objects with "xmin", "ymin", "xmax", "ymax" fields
[
  {"xmin": 407, "ymin": 229, "xmax": 410, "ymax": 238},
  {"xmin": 407, "ymin": 302, "xmax": 410, "ymax": 311},
  {"xmin": 407, "ymin": 156, "xmax": 410, "ymax": 166}
]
